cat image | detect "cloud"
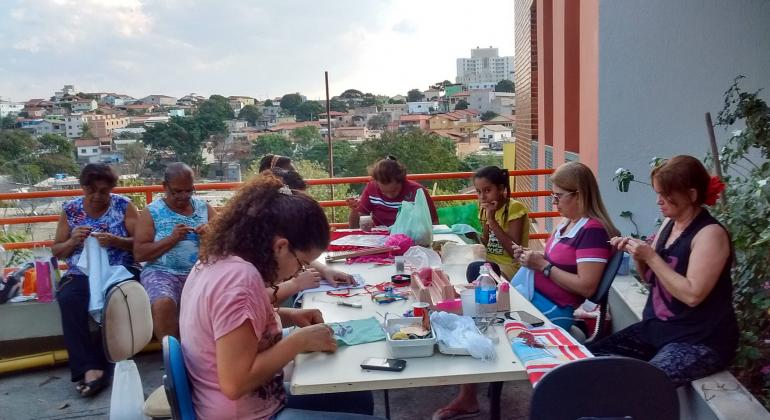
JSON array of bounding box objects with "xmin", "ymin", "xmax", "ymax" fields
[{"xmin": 0, "ymin": 0, "xmax": 514, "ymax": 101}]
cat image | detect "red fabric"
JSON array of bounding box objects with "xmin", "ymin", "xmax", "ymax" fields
[{"xmin": 705, "ymin": 176, "xmax": 725, "ymax": 206}]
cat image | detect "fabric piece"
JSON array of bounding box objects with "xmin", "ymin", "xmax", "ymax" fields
[
  {"xmin": 504, "ymin": 320, "xmax": 592, "ymax": 385},
  {"xmin": 511, "ymin": 267, "xmax": 535, "ymax": 301},
  {"xmin": 143, "ymin": 197, "xmax": 208, "ymax": 275},
  {"xmin": 329, "ymin": 317, "xmax": 386, "ymax": 347},
  {"xmin": 63, "ymin": 194, "xmax": 135, "ymax": 276},
  {"xmin": 76, "ymin": 236, "xmax": 134, "ymax": 322},
  {"xmin": 535, "ymin": 218, "xmax": 611, "ymax": 308},
  {"xmin": 140, "ymin": 270, "xmax": 187, "ymax": 305},
  {"xmin": 531, "ymin": 290, "xmax": 575, "ymax": 330},
  {"xmin": 357, "ymin": 180, "xmax": 439, "ymax": 227},
  {"xmin": 588, "ymin": 322, "xmax": 727, "ymax": 386},
  {"xmin": 432, "ymin": 223, "xmax": 480, "ymax": 235},
  {"xmin": 180, "ymin": 256, "xmax": 285, "ymax": 420},
  {"xmin": 638, "ymin": 208, "xmax": 738, "ymax": 361},
  {"xmin": 293, "ymin": 275, "xmax": 365, "ymax": 304},
  {"xmin": 480, "ymin": 199, "xmax": 529, "ymax": 278}
]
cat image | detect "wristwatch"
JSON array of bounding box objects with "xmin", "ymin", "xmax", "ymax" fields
[{"xmin": 543, "ymin": 263, "xmax": 554, "ymax": 278}]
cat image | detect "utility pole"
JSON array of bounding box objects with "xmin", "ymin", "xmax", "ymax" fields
[{"xmin": 324, "ymin": 72, "xmax": 335, "ymax": 221}]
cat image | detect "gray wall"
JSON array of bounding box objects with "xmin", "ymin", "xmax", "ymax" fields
[{"xmin": 597, "ymin": 0, "xmax": 770, "ymax": 236}]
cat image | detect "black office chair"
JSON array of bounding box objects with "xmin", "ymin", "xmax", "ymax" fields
[
  {"xmin": 530, "ymin": 356, "xmax": 679, "ymax": 420},
  {"xmin": 578, "ymin": 251, "xmax": 625, "ymax": 343}
]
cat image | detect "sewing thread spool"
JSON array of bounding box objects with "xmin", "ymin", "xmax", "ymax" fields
[{"xmin": 395, "ymin": 256, "xmax": 405, "ymax": 273}]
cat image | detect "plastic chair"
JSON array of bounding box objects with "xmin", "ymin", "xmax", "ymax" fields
[
  {"xmin": 529, "ymin": 356, "xmax": 679, "ymax": 420},
  {"xmin": 163, "ymin": 336, "xmax": 197, "ymax": 420},
  {"xmin": 579, "ymin": 251, "xmax": 625, "ymax": 343}
]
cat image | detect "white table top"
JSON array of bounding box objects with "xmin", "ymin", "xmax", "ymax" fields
[{"xmin": 290, "ymin": 234, "xmax": 543, "ymax": 395}]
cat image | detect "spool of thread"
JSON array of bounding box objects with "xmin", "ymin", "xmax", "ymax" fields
[{"xmin": 395, "ymin": 256, "xmax": 405, "ymax": 273}]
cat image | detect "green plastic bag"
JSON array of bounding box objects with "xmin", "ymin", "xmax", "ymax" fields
[
  {"xmin": 390, "ymin": 189, "xmax": 434, "ymax": 246},
  {"xmin": 437, "ymin": 202, "xmax": 482, "ymax": 233}
]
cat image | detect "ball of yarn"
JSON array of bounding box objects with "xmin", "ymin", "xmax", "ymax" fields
[{"xmin": 384, "ymin": 234, "xmax": 413, "ymax": 256}]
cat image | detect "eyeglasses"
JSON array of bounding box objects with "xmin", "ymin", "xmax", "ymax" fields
[
  {"xmin": 292, "ymin": 250, "xmax": 309, "ymax": 277},
  {"xmin": 168, "ymin": 187, "xmax": 196, "ymax": 197},
  {"xmin": 551, "ymin": 191, "xmax": 576, "ymax": 202}
]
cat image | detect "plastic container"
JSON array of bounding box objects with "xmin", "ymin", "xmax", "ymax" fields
[
  {"xmin": 385, "ymin": 317, "xmax": 436, "ymax": 358},
  {"xmin": 475, "ymin": 264, "xmax": 497, "ymax": 315},
  {"xmin": 22, "ymin": 270, "xmax": 36, "ymax": 296}
]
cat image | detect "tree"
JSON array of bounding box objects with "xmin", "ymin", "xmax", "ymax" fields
[
  {"xmin": 123, "ymin": 141, "xmax": 149, "ymax": 175},
  {"xmin": 238, "ymin": 104, "xmax": 262, "ymax": 126},
  {"xmin": 481, "ymin": 111, "xmax": 499, "ymax": 121},
  {"xmin": 197, "ymin": 95, "xmax": 234, "ymax": 120},
  {"xmin": 343, "ymin": 129, "xmax": 464, "ymax": 191},
  {"xmin": 1, "ymin": 115, "xmax": 17, "ymax": 129},
  {"xmin": 0, "ymin": 131, "xmax": 77, "ymax": 183},
  {"xmin": 367, "ymin": 113, "xmax": 391, "ymax": 130},
  {"xmin": 329, "ymin": 98, "xmax": 348, "ymax": 113},
  {"xmin": 407, "ymin": 89, "xmax": 425, "ymax": 102},
  {"xmin": 295, "ymin": 101, "xmax": 324, "ymax": 122},
  {"xmin": 340, "ymin": 89, "xmax": 363, "ymax": 99},
  {"xmin": 80, "ymin": 122, "xmax": 94, "ymax": 138},
  {"xmin": 280, "ymin": 93, "xmax": 304, "ymax": 115},
  {"xmin": 460, "ymin": 153, "xmax": 504, "ymax": 171},
  {"xmin": 142, "ymin": 118, "xmax": 206, "ymax": 167},
  {"xmin": 295, "ymin": 139, "xmax": 357, "ymax": 176},
  {"xmin": 251, "ymin": 134, "xmax": 293, "ymax": 163},
  {"xmin": 455, "ymin": 100, "xmax": 469, "ymax": 110},
  {"xmin": 292, "ymin": 159, "xmax": 353, "ymax": 223},
  {"xmin": 361, "ymin": 93, "xmax": 378, "ymax": 107},
  {"xmin": 264, "ymin": 99, "xmax": 274, "ymax": 107},
  {"xmin": 495, "ymin": 79, "xmax": 515, "ymax": 93},
  {"xmin": 37, "ymin": 134, "xmax": 78, "ymax": 176},
  {"xmin": 388, "ymin": 98, "xmax": 405, "ymax": 104}
]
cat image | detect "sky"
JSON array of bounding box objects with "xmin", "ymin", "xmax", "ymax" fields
[{"xmin": 0, "ymin": 0, "xmax": 515, "ymax": 102}]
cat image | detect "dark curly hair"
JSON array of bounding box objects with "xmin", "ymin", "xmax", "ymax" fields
[
  {"xmin": 270, "ymin": 168, "xmax": 307, "ymax": 191},
  {"xmin": 199, "ymin": 174, "xmax": 329, "ymax": 300},
  {"xmin": 79, "ymin": 163, "xmax": 118, "ymax": 188}
]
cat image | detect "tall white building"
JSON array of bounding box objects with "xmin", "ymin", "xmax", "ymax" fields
[
  {"xmin": 0, "ymin": 100, "xmax": 25, "ymax": 118},
  {"xmin": 456, "ymin": 47, "xmax": 514, "ymax": 87}
]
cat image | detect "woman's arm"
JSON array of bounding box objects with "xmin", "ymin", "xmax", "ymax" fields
[
  {"xmin": 51, "ymin": 212, "xmax": 83, "ymax": 259},
  {"xmin": 523, "ymin": 252, "xmax": 605, "ymax": 298},
  {"xmin": 91, "ymin": 204, "xmax": 138, "ymax": 251},
  {"xmin": 631, "ymin": 225, "xmax": 729, "ymax": 307},
  {"xmin": 216, "ymin": 321, "xmax": 334, "ymax": 400}
]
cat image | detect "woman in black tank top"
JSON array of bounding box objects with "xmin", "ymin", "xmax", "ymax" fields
[{"xmin": 589, "ymin": 156, "xmax": 738, "ymax": 386}]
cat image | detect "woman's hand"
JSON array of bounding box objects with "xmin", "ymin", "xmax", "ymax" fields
[
  {"xmin": 323, "ymin": 268, "xmax": 355, "ymax": 286},
  {"xmin": 292, "ymin": 268, "xmax": 322, "ymax": 290},
  {"xmin": 91, "ymin": 232, "xmax": 120, "ymax": 248},
  {"xmin": 194, "ymin": 223, "xmax": 209, "ymax": 235},
  {"xmin": 284, "ymin": 308, "xmax": 325, "ymax": 327},
  {"xmin": 618, "ymin": 237, "xmax": 657, "ymax": 262},
  {"xmin": 69, "ymin": 226, "xmax": 91, "ymax": 246},
  {"xmin": 519, "ymin": 249, "xmax": 548, "ymax": 271},
  {"xmin": 345, "ymin": 197, "xmax": 360, "ymax": 210},
  {"xmin": 292, "ymin": 324, "xmax": 337, "ymax": 353}
]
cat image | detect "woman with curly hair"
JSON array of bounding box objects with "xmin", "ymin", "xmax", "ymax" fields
[{"xmin": 179, "ymin": 174, "xmax": 378, "ymax": 420}]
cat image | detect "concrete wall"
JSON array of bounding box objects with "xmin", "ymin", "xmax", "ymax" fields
[{"xmin": 597, "ymin": 0, "xmax": 770, "ymax": 235}]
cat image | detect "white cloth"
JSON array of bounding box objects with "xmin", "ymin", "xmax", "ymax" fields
[{"xmin": 76, "ymin": 236, "xmax": 134, "ymax": 323}]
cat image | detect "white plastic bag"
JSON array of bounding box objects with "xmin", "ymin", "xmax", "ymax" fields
[
  {"xmin": 109, "ymin": 360, "xmax": 147, "ymax": 420},
  {"xmin": 390, "ymin": 189, "xmax": 433, "ymax": 246},
  {"xmin": 430, "ymin": 311, "xmax": 496, "ymax": 361},
  {"xmin": 77, "ymin": 236, "xmax": 134, "ymax": 322},
  {"xmin": 403, "ymin": 246, "xmax": 442, "ymax": 271}
]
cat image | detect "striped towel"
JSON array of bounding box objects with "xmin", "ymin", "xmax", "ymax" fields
[{"xmin": 504, "ymin": 320, "xmax": 593, "ymax": 385}]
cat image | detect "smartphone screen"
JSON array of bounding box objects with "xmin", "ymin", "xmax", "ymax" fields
[
  {"xmin": 514, "ymin": 310, "xmax": 545, "ymax": 327},
  {"xmin": 361, "ymin": 358, "xmax": 407, "ymax": 372}
]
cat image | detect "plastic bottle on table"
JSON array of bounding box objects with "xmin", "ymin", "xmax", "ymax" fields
[{"xmin": 475, "ymin": 263, "xmax": 497, "ymax": 315}]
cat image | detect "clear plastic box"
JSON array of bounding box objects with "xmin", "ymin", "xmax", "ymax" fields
[{"xmin": 385, "ymin": 317, "xmax": 436, "ymax": 358}]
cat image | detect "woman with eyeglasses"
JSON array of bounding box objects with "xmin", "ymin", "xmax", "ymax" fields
[
  {"xmin": 346, "ymin": 156, "xmax": 439, "ymax": 228},
  {"xmin": 516, "ymin": 161, "xmax": 619, "ymax": 330},
  {"xmin": 52, "ymin": 163, "xmax": 140, "ymax": 397},
  {"xmin": 179, "ymin": 174, "xmax": 378, "ymax": 420}
]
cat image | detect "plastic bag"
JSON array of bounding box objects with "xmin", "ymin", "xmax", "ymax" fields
[
  {"xmin": 390, "ymin": 189, "xmax": 433, "ymax": 246},
  {"xmin": 403, "ymin": 246, "xmax": 442, "ymax": 271},
  {"xmin": 109, "ymin": 360, "xmax": 147, "ymax": 420},
  {"xmin": 437, "ymin": 202, "xmax": 482, "ymax": 233},
  {"xmin": 430, "ymin": 311, "xmax": 496, "ymax": 360}
]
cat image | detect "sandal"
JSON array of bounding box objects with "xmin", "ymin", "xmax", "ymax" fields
[
  {"xmin": 79, "ymin": 375, "xmax": 109, "ymax": 397},
  {"xmin": 431, "ymin": 407, "xmax": 481, "ymax": 420},
  {"xmin": 75, "ymin": 380, "xmax": 85, "ymax": 393}
]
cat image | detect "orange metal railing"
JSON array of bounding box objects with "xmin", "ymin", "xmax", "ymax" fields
[{"xmin": 0, "ymin": 169, "xmax": 557, "ymax": 249}]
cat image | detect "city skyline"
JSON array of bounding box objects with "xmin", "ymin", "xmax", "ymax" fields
[{"xmin": 0, "ymin": 0, "xmax": 515, "ymax": 102}]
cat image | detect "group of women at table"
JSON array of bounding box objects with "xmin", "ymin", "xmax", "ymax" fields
[{"xmin": 54, "ymin": 152, "xmax": 737, "ymax": 420}]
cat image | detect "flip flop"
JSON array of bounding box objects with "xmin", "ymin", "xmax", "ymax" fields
[
  {"xmin": 79, "ymin": 375, "xmax": 109, "ymax": 398},
  {"xmin": 431, "ymin": 407, "xmax": 481, "ymax": 420},
  {"xmin": 75, "ymin": 380, "xmax": 85, "ymax": 393}
]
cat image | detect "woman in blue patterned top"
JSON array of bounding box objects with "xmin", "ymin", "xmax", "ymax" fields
[{"xmin": 52, "ymin": 163, "xmax": 139, "ymax": 397}]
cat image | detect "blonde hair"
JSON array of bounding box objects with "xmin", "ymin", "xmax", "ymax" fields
[{"xmin": 550, "ymin": 162, "xmax": 620, "ymax": 237}]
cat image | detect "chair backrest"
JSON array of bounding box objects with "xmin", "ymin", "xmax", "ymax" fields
[
  {"xmin": 588, "ymin": 251, "xmax": 625, "ymax": 304},
  {"xmin": 102, "ymin": 280, "xmax": 153, "ymax": 362},
  {"xmin": 530, "ymin": 356, "xmax": 679, "ymax": 420},
  {"xmin": 163, "ymin": 336, "xmax": 197, "ymax": 420}
]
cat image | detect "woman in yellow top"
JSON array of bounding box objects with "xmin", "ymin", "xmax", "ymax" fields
[
  {"xmin": 433, "ymin": 166, "xmax": 529, "ymax": 420},
  {"xmin": 476, "ymin": 165, "xmax": 529, "ymax": 279}
]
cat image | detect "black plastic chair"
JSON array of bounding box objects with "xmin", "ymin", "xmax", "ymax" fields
[
  {"xmin": 580, "ymin": 251, "xmax": 625, "ymax": 343},
  {"xmin": 530, "ymin": 356, "xmax": 679, "ymax": 420}
]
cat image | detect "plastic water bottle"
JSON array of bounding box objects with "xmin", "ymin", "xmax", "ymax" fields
[{"xmin": 475, "ymin": 263, "xmax": 497, "ymax": 315}]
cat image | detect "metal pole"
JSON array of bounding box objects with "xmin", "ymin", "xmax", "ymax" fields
[
  {"xmin": 325, "ymin": 71, "xmax": 335, "ymax": 221},
  {"xmin": 705, "ymin": 112, "xmax": 726, "ymax": 206}
]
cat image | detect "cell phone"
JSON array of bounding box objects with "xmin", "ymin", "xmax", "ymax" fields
[
  {"xmin": 360, "ymin": 358, "xmax": 407, "ymax": 372},
  {"xmin": 513, "ymin": 310, "xmax": 545, "ymax": 327}
]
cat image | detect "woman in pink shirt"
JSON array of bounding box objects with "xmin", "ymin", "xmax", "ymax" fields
[{"xmin": 179, "ymin": 174, "xmax": 379, "ymax": 420}]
